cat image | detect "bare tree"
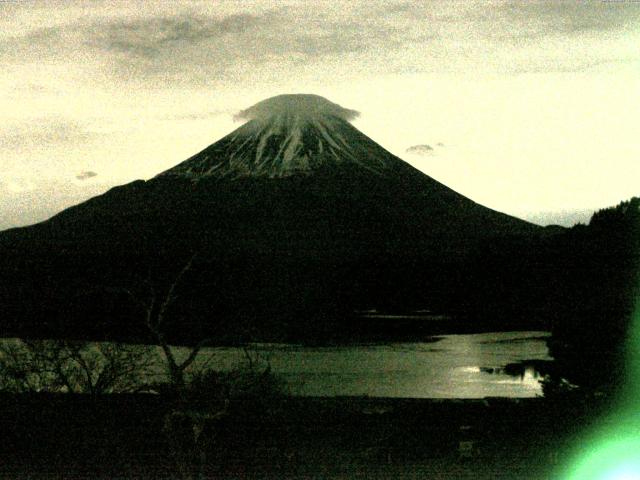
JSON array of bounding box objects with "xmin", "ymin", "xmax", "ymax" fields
[
  {"xmin": 112, "ymin": 252, "xmax": 284, "ymax": 480},
  {"xmin": 117, "ymin": 252, "xmax": 216, "ymax": 397},
  {"xmin": 119, "ymin": 253, "xmax": 231, "ymax": 478},
  {"xmin": 0, "ymin": 339, "xmax": 156, "ymax": 394}
]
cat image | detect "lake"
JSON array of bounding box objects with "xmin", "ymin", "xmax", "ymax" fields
[{"xmin": 195, "ymin": 331, "xmax": 553, "ymax": 399}]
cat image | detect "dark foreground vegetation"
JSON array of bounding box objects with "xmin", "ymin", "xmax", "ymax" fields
[
  {"xmin": 0, "ymin": 392, "xmax": 611, "ymax": 480},
  {"xmin": 0, "ymin": 191, "xmax": 637, "ymax": 478}
]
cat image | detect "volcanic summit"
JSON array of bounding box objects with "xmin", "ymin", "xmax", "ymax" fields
[
  {"xmin": 160, "ymin": 94, "xmax": 395, "ymax": 178},
  {"xmin": 0, "ymin": 94, "xmax": 540, "ymax": 344}
]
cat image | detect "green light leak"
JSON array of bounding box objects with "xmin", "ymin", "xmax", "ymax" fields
[
  {"xmin": 621, "ymin": 297, "xmax": 640, "ymax": 413},
  {"xmin": 560, "ymin": 282, "xmax": 640, "ymax": 480},
  {"xmin": 564, "ymin": 437, "xmax": 640, "ymax": 480}
]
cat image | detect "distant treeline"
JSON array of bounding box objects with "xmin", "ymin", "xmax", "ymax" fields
[
  {"xmin": 545, "ymin": 197, "xmax": 640, "ymax": 393},
  {"xmin": 448, "ymin": 197, "xmax": 639, "ymax": 393}
]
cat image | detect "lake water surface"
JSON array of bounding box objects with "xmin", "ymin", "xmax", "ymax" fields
[{"xmin": 200, "ymin": 331, "xmax": 553, "ymax": 398}]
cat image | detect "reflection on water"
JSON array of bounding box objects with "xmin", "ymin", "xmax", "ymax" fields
[{"xmin": 195, "ymin": 331, "xmax": 553, "ymax": 398}]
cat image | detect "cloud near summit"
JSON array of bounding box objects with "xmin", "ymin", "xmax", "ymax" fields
[{"xmin": 234, "ymin": 95, "xmax": 360, "ymax": 122}]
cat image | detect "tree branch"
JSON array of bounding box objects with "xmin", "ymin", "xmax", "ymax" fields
[
  {"xmin": 155, "ymin": 252, "xmax": 198, "ymax": 332},
  {"xmin": 178, "ymin": 338, "xmax": 212, "ymax": 373}
]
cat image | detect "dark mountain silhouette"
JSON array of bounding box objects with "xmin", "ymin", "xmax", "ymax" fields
[{"xmin": 0, "ymin": 94, "xmax": 541, "ymax": 344}]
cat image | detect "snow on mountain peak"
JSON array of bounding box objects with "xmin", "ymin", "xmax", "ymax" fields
[{"xmin": 158, "ymin": 94, "xmax": 400, "ymax": 179}]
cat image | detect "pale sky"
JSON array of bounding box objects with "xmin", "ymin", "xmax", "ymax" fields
[{"xmin": 1, "ymin": 0, "xmax": 639, "ymax": 230}]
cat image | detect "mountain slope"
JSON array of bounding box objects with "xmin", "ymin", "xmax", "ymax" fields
[{"xmin": 0, "ymin": 94, "xmax": 540, "ymax": 344}]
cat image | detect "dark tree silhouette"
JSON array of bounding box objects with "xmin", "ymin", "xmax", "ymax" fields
[
  {"xmin": 546, "ymin": 197, "xmax": 640, "ymax": 395},
  {"xmin": 116, "ymin": 253, "xmax": 210, "ymax": 394},
  {"xmin": 0, "ymin": 339, "xmax": 156, "ymax": 394}
]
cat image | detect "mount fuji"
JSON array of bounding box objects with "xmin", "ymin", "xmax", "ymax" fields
[
  {"xmin": 160, "ymin": 94, "xmax": 395, "ymax": 178},
  {"xmin": 0, "ymin": 94, "xmax": 540, "ymax": 344}
]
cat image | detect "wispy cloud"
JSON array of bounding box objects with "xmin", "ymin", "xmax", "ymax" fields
[
  {"xmin": 406, "ymin": 144, "xmax": 434, "ymax": 156},
  {"xmin": 379, "ymin": 0, "xmax": 640, "ymax": 73},
  {"xmin": 2, "ymin": 9, "xmax": 367, "ymax": 84},
  {"xmin": 0, "ymin": 118, "xmax": 97, "ymax": 150},
  {"xmin": 76, "ymin": 171, "xmax": 98, "ymax": 181},
  {"xmin": 159, "ymin": 109, "xmax": 233, "ymax": 121},
  {"xmin": 2, "ymin": 1, "xmax": 638, "ymax": 84},
  {"xmin": 94, "ymin": 14, "xmax": 263, "ymax": 58},
  {"xmin": 1, "ymin": 12, "xmax": 275, "ymax": 84},
  {"xmin": 383, "ymin": 0, "xmax": 640, "ymax": 38},
  {"xmin": 495, "ymin": 0, "xmax": 640, "ymax": 37},
  {"xmin": 406, "ymin": 143, "xmax": 446, "ymax": 157}
]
